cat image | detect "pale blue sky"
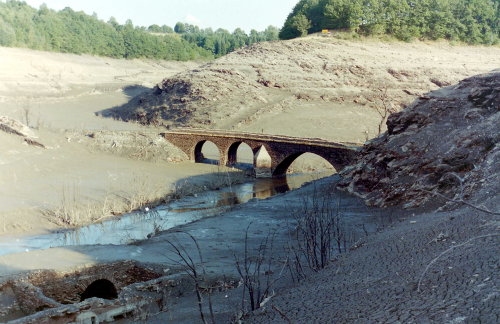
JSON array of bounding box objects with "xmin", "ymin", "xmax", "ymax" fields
[{"xmin": 19, "ymin": 0, "xmax": 298, "ymax": 32}]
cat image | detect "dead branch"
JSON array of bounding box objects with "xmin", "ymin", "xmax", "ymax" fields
[
  {"xmin": 417, "ymin": 233, "xmax": 499, "ymax": 292},
  {"xmin": 164, "ymin": 231, "xmax": 215, "ymax": 324},
  {"xmin": 421, "ymin": 189, "xmax": 499, "ymax": 216},
  {"xmin": 272, "ymin": 304, "xmax": 293, "ymax": 324}
]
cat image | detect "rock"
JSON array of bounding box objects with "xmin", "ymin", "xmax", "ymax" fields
[
  {"xmin": 0, "ymin": 116, "xmax": 36, "ymax": 138},
  {"xmin": 0, "ymin": 116, "xmax": 46, "ymax": 148},
  {"xmin": 338, "ymin": 71, "xmax": 499, "ymax": 208},
  {"xmin": 430, "ymin": 78, "xmax": 452, "ymax": 87}
]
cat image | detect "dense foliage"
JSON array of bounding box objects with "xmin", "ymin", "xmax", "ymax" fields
[
  {"xmin": 280, "ymin": 0, "xmax": 499, "ymax": 44},
  {"xmin": 0, "ymin": 0, "xmax": 212, "ymax": 60},
  {"xmin": 172, "ymin": 22, "xmax": 279, "ymax": 57},
  {"xmin": 0, "ymin": 0, "xmax": 279, "ymax": 60}
]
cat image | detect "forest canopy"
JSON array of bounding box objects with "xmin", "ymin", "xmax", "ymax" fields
[
  {"xmin": 0, "ymin": 0, "xmax": 279, "ymax": 60},
  {"xmin": 280, "ymin": 0, "xmax": 499, "ymax": 44},
  {"xmin": 173, "ymin": 22, "xmax": 279, "ymax": 57}
]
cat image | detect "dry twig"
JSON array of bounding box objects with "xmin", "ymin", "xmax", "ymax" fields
[
  {"xmin": 272, "ymin": 305, "xmax": 293, "ymax": 324},
  {"xmin": 417, "ymin": 233, "xmax": 500, "ymax": 292}
]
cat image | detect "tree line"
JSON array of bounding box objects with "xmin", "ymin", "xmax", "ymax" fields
[
  {"xmin": 171, "ymin": 22, "xmax": 279, "ymax": 57},
  {"xmin": 280, "ymin": 0, "xmax": 499, "ymax": 44},
  {"xmin": 0, "ymin": 0, "xmax": 279, "ymax": 60}
]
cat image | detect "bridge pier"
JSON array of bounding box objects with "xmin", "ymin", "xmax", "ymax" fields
[{"xmin": 254, "ymin": 145, "xmax": 272, "ymax": 178}]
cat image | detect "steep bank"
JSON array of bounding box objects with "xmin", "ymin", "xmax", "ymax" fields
[
  {"xmin": 338, "ymin": 70, "xmax": 499, "ymax": 210},
  {"xmin": 245, "ymin": 198, "xmax": 499, "ymax": 323},
  {"xmin": 104, "ymin": 36, "xmax": 500, "ymax": 143}
]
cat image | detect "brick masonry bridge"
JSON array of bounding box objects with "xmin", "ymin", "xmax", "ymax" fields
[{"xmin": 162, "ymin": 128, "xmax": 361, "ymax": 178}]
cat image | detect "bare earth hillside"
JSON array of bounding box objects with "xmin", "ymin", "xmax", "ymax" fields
[
  {"xmin": 104, "ymin": 36, "xmax": 500, "ymax": 143},
  {"xmin": 0, "ymin": 46, "xmax": 197, "ymax": 100}
]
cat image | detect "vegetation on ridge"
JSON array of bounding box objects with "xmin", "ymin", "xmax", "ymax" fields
[
  {"xmin": 0, "ymin": 0, "xmax": 279, "ymax": 60},
  {"xmin": 173, "ymin": 22, "xmax": 279, "ymax": 57},
  {"xmin": 280, "ymin": 0, "xmax": 499, "ymax": 44}
]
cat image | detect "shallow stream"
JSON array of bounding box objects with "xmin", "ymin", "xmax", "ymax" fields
[{"xmin": 0, "ymin": 172, "xmax": 332, "ymax": 256}]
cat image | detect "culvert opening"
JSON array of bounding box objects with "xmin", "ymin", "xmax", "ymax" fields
[
  {"xmin": 1, "ymin": 261, "xmax": 166, "ymax": 322},
  {"xmin": 23, "ymin": 261, "xmax": 162, "ymax": 305},
  {"xmin": 80, "ymin": 279, "xmax": 118, "ymax": 301}
]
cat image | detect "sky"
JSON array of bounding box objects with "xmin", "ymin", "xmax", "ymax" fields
[{"xmin": 19, "ymin": 0, "xmax": 298, "ymax": 32}]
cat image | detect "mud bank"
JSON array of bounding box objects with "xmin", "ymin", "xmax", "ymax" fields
[
  {"xmin": 244, "ymin": 200, "xmax": 499, "ymax": 323},
  {"xmin": 2, "ymin": 175, "xmax": 497, "ymax": 323},
  {"xmin": 0, "ymin": 176, "xmax": 399, "ymax": 323}
]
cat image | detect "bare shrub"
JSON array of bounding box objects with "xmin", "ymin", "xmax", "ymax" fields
[
  {"xmin": 22, "ymin": 103, "xmax": 31, "ymax": 128},
  {"xmin": 168, "ymin": 180, "xmax": 204, "ymax": 200},
  {"xmin": 114, "ymin": 175, "xmax": 169, "ymax": 211},
  {"xmin": 164, "ymin": 232, "xmax": 215, "ymax": 324},
  {"xmin": 169, "ymin": 168, "xmax": 248, "ymax": 200},
  {"xmin": 40, "ymin": 170, "xmax": 248, "ymax": 229},
  {"xmin": 376, "ymin": 86, "xmax": 397, "ymax": 135},
  {"xmin": 284, "ymin": 239, "xmax": 308, "ymax": 284},
  {"xmin": 41, "ymin": 177, "xmax": 168, "ymax": 227},
  {"xmin": 234, "ymin": 224, "xmax": 287, "ymax": 314},
  {"xmin": 291, "ymin": 188, "xmax": 348, "ymax": 272},
  {"xmin": 41, "ymin": 184, "xmax": 115, "ymax": 226}
]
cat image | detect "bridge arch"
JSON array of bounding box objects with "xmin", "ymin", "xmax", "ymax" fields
[
  {"xmin": 226, "ymin": 141, "xmax": 254, "ymax": 166},
  {"xmin": 272, "ymin": 152, "xmax": 336, "ymax": 177},
  {"xmin": 194, "ymin": 140, "xmax": 220, "ymax": 164}
]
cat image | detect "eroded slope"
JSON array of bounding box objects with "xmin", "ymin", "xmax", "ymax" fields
[
  {"xmin": 104, "ymin": 36, "xmax": 500, "ymax": 142},
  {"xmin": 338, "ymin": 70, "xmax": 499, "ymax": 209}
]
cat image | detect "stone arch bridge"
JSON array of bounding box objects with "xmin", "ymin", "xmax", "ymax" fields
[{"xmin": 162, "ymin": 128, "xmax": 361, "ymax": 178}]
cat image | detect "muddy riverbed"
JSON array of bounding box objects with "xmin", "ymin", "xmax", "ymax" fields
[
  {"xmin": 0, "ymin": 173, "xmax": 405, "ymax": 323},
  {"xmin": 0, "ymin": 173, "xmax": 330, "ymax": 256}
]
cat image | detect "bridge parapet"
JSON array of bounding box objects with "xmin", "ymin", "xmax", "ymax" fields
[
  {"xmin": 163, "ymin": 128, "xmax": 360, "ymax": 149},
  {"xmin": 161, "ymin": 128, "xmax": 361, "ymax": 178}
]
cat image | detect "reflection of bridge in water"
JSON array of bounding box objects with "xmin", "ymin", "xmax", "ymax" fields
[
  {"xmin": 162, "ymin": 128, "xmax": 361, "ymax": 178},
  {"xmin": 214, "ymin": 178, "xmax": 291, "ymax": 206},
  {"xmin": 199, "ymin": 176, "xmax": 314, "ymax": 209}
]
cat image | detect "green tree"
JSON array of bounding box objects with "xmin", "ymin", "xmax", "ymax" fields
[
  {"xmin": 174, "ymin": 22, "xmax": 186, "ymax": 33},
  {"xmin": 264, "ymin": 25, "xmax": 280, "ymax": 40},
  {"xmin": 248, "ymin": 29, "xmax": 260, "ymax": 44},
  {"xmin": 161, "ymin": 25, "xmax": 174, "ymax": 33},
  {"xmin": 0, "ymin": 16, "xmax": 16, "ymax": 45},
  {"xmin": 148, "ymin": 24, "xmax": 162, "ymax": 32},
  {"xmin": 0, "ymin": 0, "xmax": 279, "ymax": 60},
  {"xmin": 322, "ymin": 0, "xmax": 363, "ymax": 30},
  {"xmin": 108, "ymin": 16, "xmax": 119, "ymax": 29},
  {"xmin": 291, "ymin": 13, "xmax": 312, "ymax": 36},
  {"xmin": 231, "ymin": 28, "xmax": 248, "ymax": 49},
  {"xmin": 280, "ymin": 0, "xmax": 499, "ymax": 44},
  {"xmin": 279, "ymin": 0, "xmax": 313, "ymax": 39}
]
